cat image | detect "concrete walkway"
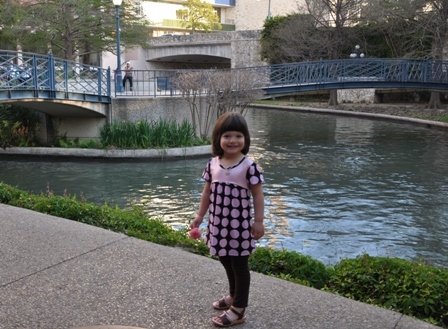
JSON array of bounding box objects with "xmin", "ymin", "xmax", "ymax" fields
[{"xmin": 0, "ymin": 204, "xmax": 440, "ymax": 329}]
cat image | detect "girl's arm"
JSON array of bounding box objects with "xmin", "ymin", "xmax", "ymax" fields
[
  {"xmin": 190, "ymin": 181, "xmax": 211, "ymax": 229},
  {"xmin": 250, "ymin": 183, "xmax": 265, "ymax": 240}
]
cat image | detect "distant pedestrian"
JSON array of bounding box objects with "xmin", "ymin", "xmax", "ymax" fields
[
  {"xmin": 190, "ymin": 112, "xmax": 265, "ymax": 327},
  {"xmin": 122, "ymin": 62, "xmax": 133, "ymax": 91}
]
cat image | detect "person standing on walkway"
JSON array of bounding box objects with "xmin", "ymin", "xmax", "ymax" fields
[
  {"xmin": 122, "ymin": 62, "xmax": 133, "ymax": 91},
  {"xmin": 191, "ymin": 112, "xmax": 265, "ymax": 327}
]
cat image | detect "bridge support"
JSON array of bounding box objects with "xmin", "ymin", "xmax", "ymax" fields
[{"xmin": 38, "ymin": 114, "xmax": 109, "ymax": 144}]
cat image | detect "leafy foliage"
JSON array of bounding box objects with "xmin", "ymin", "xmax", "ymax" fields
[
  {"xmin": 99, "ymin": 118, "xmax": 206, "ymax": 149},
  {"xmin": 325, "ymin": 254, "xmax": 448, "ymax": 327},
  {"xmin": 1, "ymin": 0, "xmax": 151, "ymax": 60},
  {"xmin": 0, "ymin": 104, "xmax": 41, "ymax": 147},
  {"xmin": 249, "ymin": 247, "xmax": 329, "ymax": 289},
  {"xmin": 260, "ymin": 15, "xmax": 290, "ymax": 64},
  {"xmin": 177, "ymin": 0, "xmax": 221, "ymax": 32}
]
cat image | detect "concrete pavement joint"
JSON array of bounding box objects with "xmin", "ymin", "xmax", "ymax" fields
[{"xmin": 0, "ymin": 235, "xmax": 129, "ymax": 288}]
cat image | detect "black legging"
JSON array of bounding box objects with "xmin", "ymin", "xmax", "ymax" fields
[{"xmin": 219, "ymin": 255, "xmax": 250, "ymax": 308}]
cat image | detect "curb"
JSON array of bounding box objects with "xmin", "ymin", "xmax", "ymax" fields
[{"xmin": 0, "ymin": 145, "xmax": 212, "ymax": 159}]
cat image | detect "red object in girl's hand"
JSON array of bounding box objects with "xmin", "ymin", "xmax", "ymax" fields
[{"xmin": 189, "ymin": 227, "xmax": 202, "ymax": 239}]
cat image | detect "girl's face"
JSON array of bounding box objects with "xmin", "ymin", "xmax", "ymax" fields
[{"xmin": 220, "ymin": 130, "xmax": 245, "ymax": 157}]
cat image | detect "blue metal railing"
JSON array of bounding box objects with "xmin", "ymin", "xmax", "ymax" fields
[
  {"xmin": 0, "ymin": 50, "xmax": 111, "ymax": 103},
  {"xmin": 263, "ymin": 58, "xmax": 448, "ymax": 94}
]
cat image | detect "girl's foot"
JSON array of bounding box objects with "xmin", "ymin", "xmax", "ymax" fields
[
  {"xmin": 213, "ymin": 295, "xmax": 233, "ymax": 310},
  {"xmin": 212, "ymin": 307, "xmax": 246, "ymax": 327}
]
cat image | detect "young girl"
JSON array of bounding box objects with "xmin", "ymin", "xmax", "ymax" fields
[{"xmin": 190, "ymin": 112, "xmax": 265, "ymax": 327}]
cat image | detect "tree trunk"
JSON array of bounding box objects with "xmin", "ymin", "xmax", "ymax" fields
[
  {"xmin": 428, "ymin": 91, "xmax": 442, "ymax": 109},
  {"xmin": 328, "ymin": 89, "xmax": 338, "ymax": 106}
]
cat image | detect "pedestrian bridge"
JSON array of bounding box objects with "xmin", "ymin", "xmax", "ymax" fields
[
  {"xmin": 0, "ymin": 50, "xmax": 111, "ymax": 117},
  {"xmin": 262, "ymin": 58, "xmax": 448, "ymax": 96},
  {"xmin": 2, "ymin": 50, "xmax": 448, "ymax": 118}
]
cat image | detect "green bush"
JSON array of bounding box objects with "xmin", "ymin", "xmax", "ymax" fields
[
  {"xmin": 55, "ymin": 136, "xmax": 102, "ymax": 148},
  {"xmin": 99, "ymin": 118, "xmax": 206, "ymax": 149},
  {"xmin": 249, "ymin": 247, "xmax": 329, "ymax": 289},
  {"xmin": 0, "ymin": 104, "xmax": 41, "ymax": 147},
  {"xmin": 325, "ymin": 254, "xmax": 448, "ymax": 327}
]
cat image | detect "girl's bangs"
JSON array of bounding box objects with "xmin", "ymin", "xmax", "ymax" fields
[{"xmin": 220, "ymin": 115, "xmax": 245, "ymax": 133}]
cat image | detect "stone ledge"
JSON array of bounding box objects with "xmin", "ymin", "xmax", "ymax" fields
[
  {"xmin": 254, "ymin": 104, "xmax": 448, "ymax": 130},
  {"xmin": 0, "ymin": 145, "xmax": 212, "ymax": 160}
]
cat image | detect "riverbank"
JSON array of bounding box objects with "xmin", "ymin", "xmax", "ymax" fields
[
  {"xmin": 2, "ymin": 103, "xmax": 448, "ymax": 159},
  {"xmin": 253, "ymin": 102, "xmax": 448, "ymax": 131}
]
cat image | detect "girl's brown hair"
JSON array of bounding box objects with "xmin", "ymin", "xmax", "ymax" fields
[{"xmin": 211, "ymin": 112, "xmax": 251, "ymax": 156}]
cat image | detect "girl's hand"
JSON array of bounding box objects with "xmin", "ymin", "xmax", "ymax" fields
[
  {"xmin": 251, "ymin": 221, "xmax": 265, "ymax": 240},
  {"xmin": 190, "ymin": 215, "xmax": 204, "ymax": 229}
]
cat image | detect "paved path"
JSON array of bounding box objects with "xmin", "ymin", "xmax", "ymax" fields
[{"xmin": 0, "ymin": 204, "xmax": 440, "ymax": 329}]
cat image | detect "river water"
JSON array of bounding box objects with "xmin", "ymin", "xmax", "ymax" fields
[{"xmin": 1, "ymin": 107, "xmax": 447, "ymax": 267}]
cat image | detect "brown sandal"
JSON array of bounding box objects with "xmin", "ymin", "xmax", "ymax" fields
[
  {"xmin": 213, "ymin": 296, "xmax": 232, "ymax": 310},
  {"xmin": 212, "ymin": 307, "xmax": 246, "ymax": 327}
]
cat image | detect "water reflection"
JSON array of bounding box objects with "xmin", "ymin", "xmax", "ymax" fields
[{"xmin": 1, "ymin": 108, "xmax": 447, "ymax": 267}]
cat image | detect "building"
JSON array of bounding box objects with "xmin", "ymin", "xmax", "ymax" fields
[
  {"xmin": 103, "ymin": 0, "xmax": 299, "ymax": 71},
  {"xmin": 142, "ymin": 0, "xmax": 298, "ymax": 35}
]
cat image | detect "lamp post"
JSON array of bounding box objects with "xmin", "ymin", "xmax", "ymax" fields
[
  {"xmin": 350, "ymin": 44, "xmax": 365, "ymax": 59},
  {"xmin": 267, "ymin": 0, "xmax": 272, "ymax": 19},
  {"xmin": 113, "ymin": 0, "xmax": 123, "ymax": 92}
]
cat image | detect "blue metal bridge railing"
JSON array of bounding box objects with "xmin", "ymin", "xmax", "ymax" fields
[
  {"xmin": 262, "ymin": 58, "xmax": 448, "ymax": 94},
  {"xmin": 0, "ymin": 50, "xmax": 110, "ymax": 103}
]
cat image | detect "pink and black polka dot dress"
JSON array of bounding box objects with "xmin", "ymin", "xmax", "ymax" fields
[{"xmin": 202, "ymin": 156, "xmax": 264, "ymax": 257}]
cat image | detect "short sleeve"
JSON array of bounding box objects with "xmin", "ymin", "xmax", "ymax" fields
[
  {"xmin": 202, "ymin": 158, "xmax": 212, "ymax": 182},
  {"xmin": 247, "ymin": 162, "xmax": 264, "ymax": 186}
]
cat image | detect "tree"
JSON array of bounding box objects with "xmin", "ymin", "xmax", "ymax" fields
[
  {"xmin": 417, "ymin": 0, "xmax": 448, "ymax": 108},
  {"xmin": 261, "ymin": 14, "xmax": 331, "ymax": 64},
  {"xmin": 261, "ymin": 0, "xmax": 364, "ymax": 105},
  {"xmin": 0, "ymin": 0, "xmax": 22, "ymax": 49},
  {"xmin": 177, "ymin": 0, "xmax": 221, "ymax": 33},
  {"xmin": 362, "ymin": 0, "xmax": 448, "ymax": 108},
  {"xmin": 172, "ymin": 69, "xmax": 263, "ymax": 138},
  {"xmin": 7, "ymin": 0, "xmax": 151, "ymax": 61},
  {"xmin": 304, "ymin": 0, "xmax": 365, "ymax": 105}
]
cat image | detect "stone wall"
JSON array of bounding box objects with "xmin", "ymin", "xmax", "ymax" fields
[
  {"xmin": 111, "ymin": 97, "xmax": 218, "ymax": 137},
  {"xmin": 231, "ymin": 30, "xmax": 265, "ymax": 68},
  {"xmin": 235, "ymin": 0, "xmax": 301, "ymax": 31},
  {"xmin": 147, "ymin": 30, "xmax": 265, "ymax": 69},
  {"xmin": 338, "ymin": 89, "xmax": 376, "ymax": 104}
]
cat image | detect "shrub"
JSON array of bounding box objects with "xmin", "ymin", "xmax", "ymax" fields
[
  {"xmin": 325, "ymin": 254, "xmax": 448, "ymax": 327},
  {"xmin": 249, "ymin": 247, "xmax": 329, "ymax": 289},
  {"xmin": 99, "ymin": 119, "xmax": 205, "ymax": 149},
  {"xmin": 0, "ymin": 104, "xmax": 41, "ymax": 147}
]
